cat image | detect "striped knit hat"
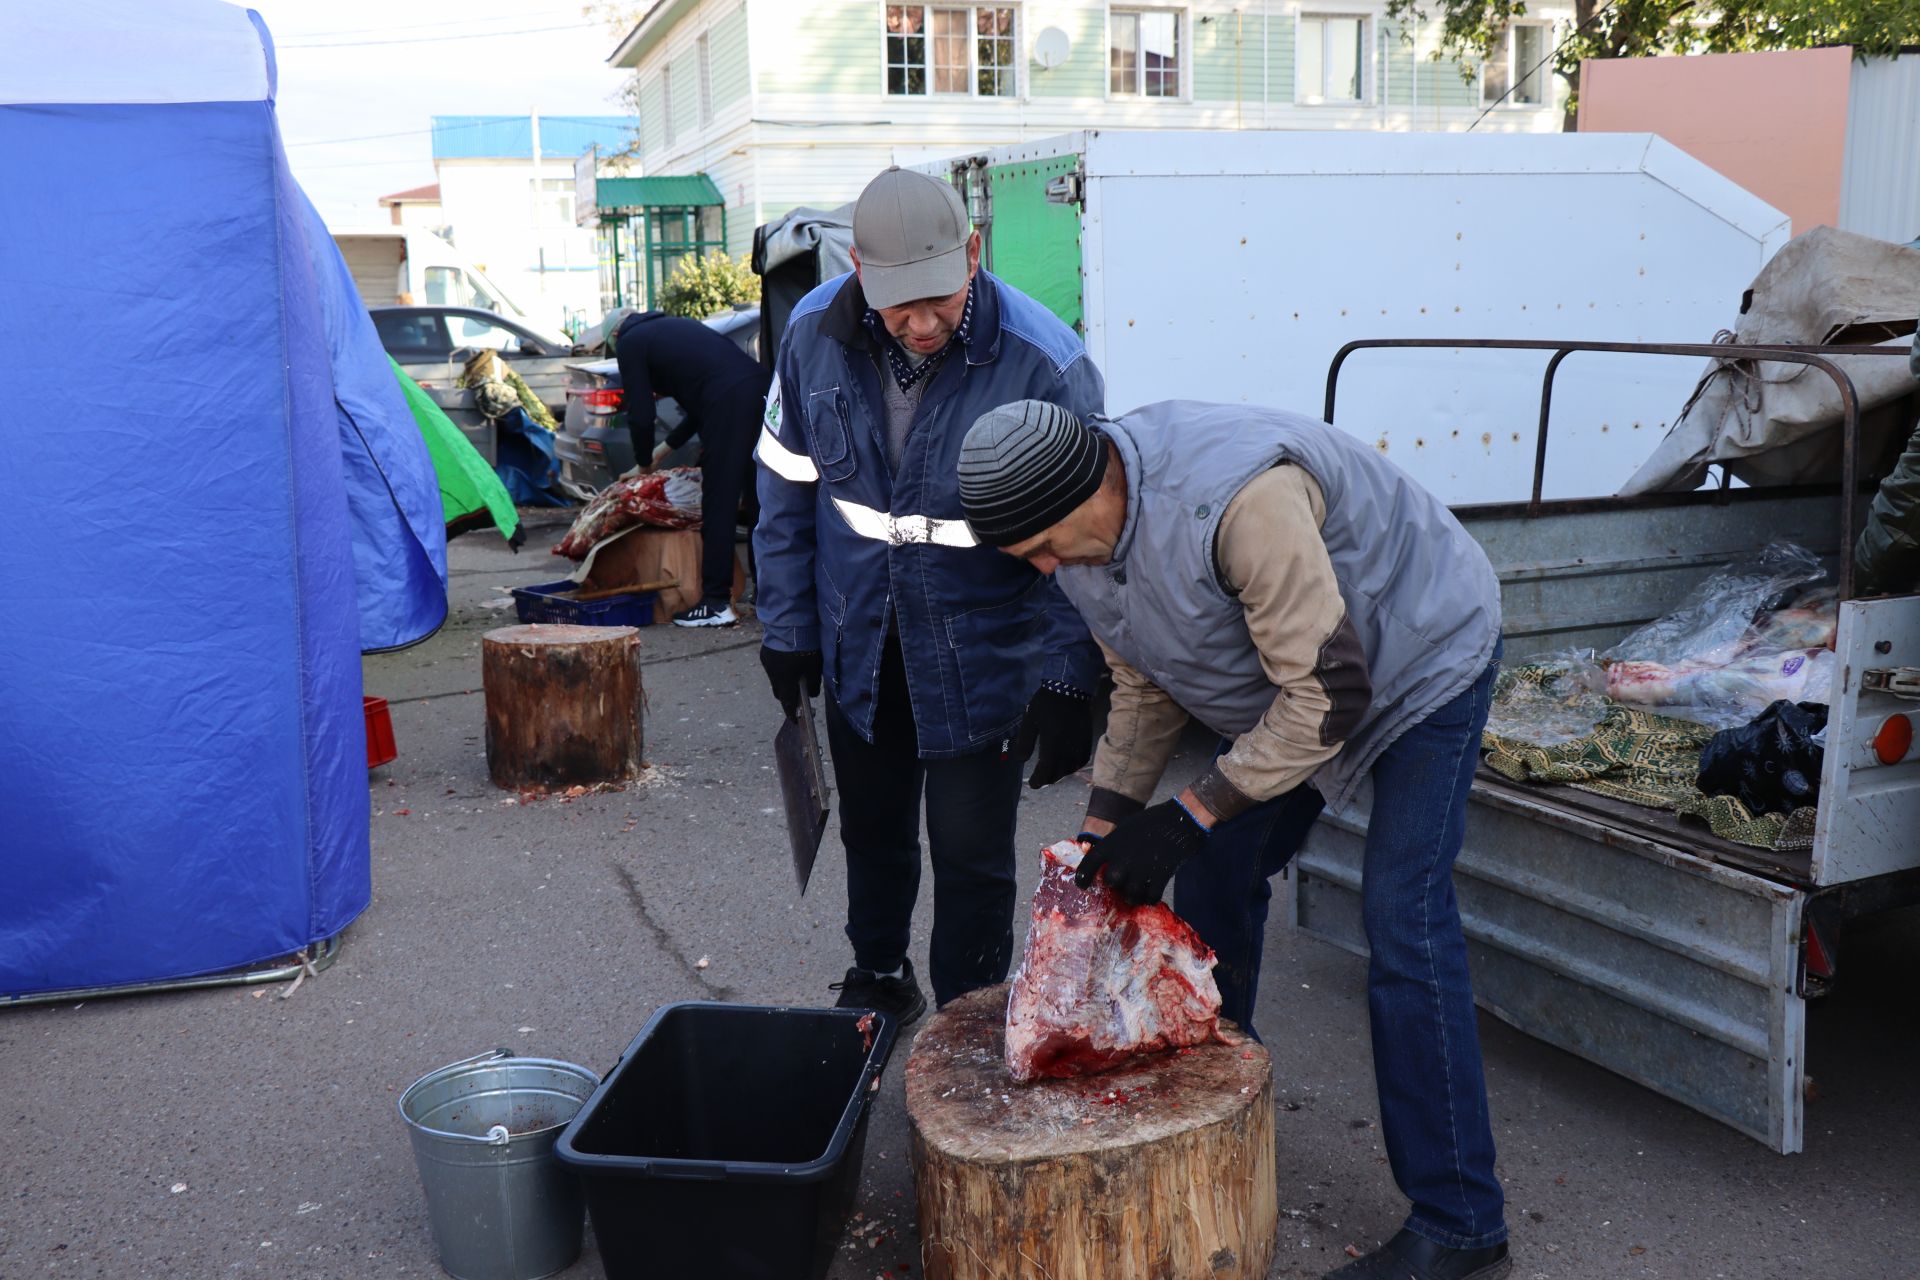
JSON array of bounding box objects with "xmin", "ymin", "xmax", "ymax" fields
[{"xmin": 958, "ymin": 400, "xmax": 1108, "ymax": 547}]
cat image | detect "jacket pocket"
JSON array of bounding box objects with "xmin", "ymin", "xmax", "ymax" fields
[
  {"xmin": 804, "ymin": 388, "xmax": 856, "ymax": 483},
  {"xmin": 944, "ymin": 579, "xmax": 1047, "ymax": 740}
]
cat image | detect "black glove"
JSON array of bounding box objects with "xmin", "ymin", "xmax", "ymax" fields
[
  {"xmin": 1074, "ymin": 799, "xmax": 1210, "ymax": 906},
  {"xmin": 760, "ymin": 645, "xmax": 822, "ymax": 717},
  {"xmin": 1014, "ymin": 682, "xmax": 1093, "ymax": 789}
]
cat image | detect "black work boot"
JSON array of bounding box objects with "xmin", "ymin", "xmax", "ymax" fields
[
  {"xmin": 1322, "ymin": 1229, "xmax": 1512, "ymax": 1280},
  {"xmin": 830, "ymin": 958, "xmax": 927, "ymax": 1027}
]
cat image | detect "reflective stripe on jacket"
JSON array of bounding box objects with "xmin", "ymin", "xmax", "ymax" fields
[{"xmin": 753, "ymin": 270, "xmax": 1106, "ymax": 756}]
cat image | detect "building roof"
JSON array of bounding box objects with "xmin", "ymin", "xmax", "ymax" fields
[
  {"xmin": 593, "ymin": 174, "xmax": 724, "ymax": 212},
  {"xmin": 431, "ymin": 116, "xmax": 634, "ymax": 161},
  {"xmin": 378, "ymin": 183, "xmax": 441, "ymax": 206},
  {"xmin": 608, "ymin": 0, "xmax": 699, "ymax": 68}
]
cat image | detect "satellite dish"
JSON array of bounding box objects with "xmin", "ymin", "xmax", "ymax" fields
[{"xmin": 1033, "ymin": 26, "xmax": 1072, "ymax": 70}]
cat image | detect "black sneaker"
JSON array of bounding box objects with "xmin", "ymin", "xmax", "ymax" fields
[
  {"xmin": 672, "ymin": 599, "xmax": 737, "ymax": 628},
  {"xmin": 830, "ymin": 959, "xmax": 927, "ymax": 1027},
  {"xmin": 1322, "ymin": 1230, "xmax": 1510, "ymax": 1280}
]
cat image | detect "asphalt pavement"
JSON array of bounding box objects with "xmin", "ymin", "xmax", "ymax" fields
[{"xmin": 3, "ymin": 517, "xmax": 1916, "ymax": 1280}]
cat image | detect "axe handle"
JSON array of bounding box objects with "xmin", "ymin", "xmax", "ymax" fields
[{"xmin": 569, "ymin": 573, "xmax": 678, "ymax": 602}]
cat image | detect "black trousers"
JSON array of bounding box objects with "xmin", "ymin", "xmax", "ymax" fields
[
  {"xmin": 691, "ymin": 388, "xmax": 761, "ymax": 604},
  {"xmin": 823, "ymin": 635, "xmax": 1024, "ymax": 1006}
]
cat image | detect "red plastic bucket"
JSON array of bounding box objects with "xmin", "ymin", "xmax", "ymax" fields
[{"xmin": 364, "ymin": 696, "xmax": 397, "ymax": 769}]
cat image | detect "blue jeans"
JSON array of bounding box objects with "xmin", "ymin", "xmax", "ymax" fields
[{"xmin": 1173, "ymin": 648, "xmax": 1506, "ymax": 1250}]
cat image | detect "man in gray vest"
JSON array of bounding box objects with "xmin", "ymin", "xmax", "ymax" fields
[{"xmin": 958, "ymin": 399, "xmax": 1510, "ymax": 1280}]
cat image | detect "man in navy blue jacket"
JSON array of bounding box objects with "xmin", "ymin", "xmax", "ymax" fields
[{"xmin": 753, "ymin": 166, "xmax": 1105, "ymax": 1023}]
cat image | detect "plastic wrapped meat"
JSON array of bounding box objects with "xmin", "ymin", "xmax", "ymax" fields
[
  {"xmin": 1605, "ymin": 648, "xmax": 1835, "ymax": 727},
  {"xmin": 1740, "ymin": 594, "xmax": 1838, "ymax": 653},
  {"xmin": 1601, "ymin": 543, "xmax": 1828, "ymax": 668},
  {"xmin": 1004, "ymin": 841, "xmax": 1223, "ymax": 1084}
]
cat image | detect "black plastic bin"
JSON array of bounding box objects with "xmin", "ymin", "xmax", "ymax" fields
[{"xmin": 555, "ymin": 1002, "xmax": 898, "ymax": 1280}]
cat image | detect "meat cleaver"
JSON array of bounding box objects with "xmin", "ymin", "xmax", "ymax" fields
[{"xmin": 774, "ymin": 697, "xmax": 831, "ymax": 894}]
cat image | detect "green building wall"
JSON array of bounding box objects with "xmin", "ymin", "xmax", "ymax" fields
[
  {"xmin": 710, "ymin": 3, "xmax": 751, "ymax": 110},
  {"xmin": 1027, "ymin": 6, "xmax": 1105, "ymax": 98},
  {"xmin": 756, "ymin": 1, "xmax": 881, "ymax": 95},
  {"xmin": 671, "ymin": 49, "xmax": 701, "ymax": 135},
  {"xmin": 638, "ymin": 76, "xmax": 665, "ymax": 153}
]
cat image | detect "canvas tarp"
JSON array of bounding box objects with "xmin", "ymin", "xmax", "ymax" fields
[
  {"xmin": 1621, "ymin": 227, "xmax": 1920, "ymax": 494},
  {"xmin": 753, "ymin": 204, "xmax": 855, "ymax": 367},
  {"xmin": 0, "ymin": 0, "xmax": 443, "ymax": 997},
  {"xmin": 391, "ymin": 357, "xmax": 521, "ymax": 543}
]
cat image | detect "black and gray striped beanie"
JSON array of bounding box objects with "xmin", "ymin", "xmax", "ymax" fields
[{"xmin": 958, "ymin": 400, "xmax": 1108, "ymax": 547}]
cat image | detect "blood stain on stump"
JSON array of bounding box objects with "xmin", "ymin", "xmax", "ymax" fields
[{"xmin": 907, "ymin": 984, "xmax": 1277, "ymax": 1278}]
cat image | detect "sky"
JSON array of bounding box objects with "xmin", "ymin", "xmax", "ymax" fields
[{"xmin": 247, "ymin": 1, "xmax": 635, "ymax": 224}]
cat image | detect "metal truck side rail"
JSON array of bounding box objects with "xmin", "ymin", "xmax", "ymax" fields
[
  {"xmin": 1322, "ymin": 338, "xmax": 1912, "ymax": 601},
  {"xmin": 1297, "ymin": 337, "xmax": 1920, "ymax": 1152}
]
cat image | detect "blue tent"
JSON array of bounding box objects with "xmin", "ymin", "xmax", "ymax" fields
[{"xmin": 0, "ymin": 0, "xmax": 446, "ymax": 997}]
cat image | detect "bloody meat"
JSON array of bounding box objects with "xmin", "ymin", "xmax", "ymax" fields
[{"xmin": 1004, "ymin": 841, "xmax": 1223, "ymax": 1083}]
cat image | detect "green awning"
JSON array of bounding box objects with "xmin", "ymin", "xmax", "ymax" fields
[{"xmin": 594, "ymin": 174, "xmax": 723, "ymax": 213}]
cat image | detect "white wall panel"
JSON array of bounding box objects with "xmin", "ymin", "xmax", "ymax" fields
[
  {"xmin": 1840, "ymin": 57, "xmax": 1920, "ymax": 245},
  {"xmin": 1066, "ymin": 130, "xmax": 1788, "ymax": 504}
]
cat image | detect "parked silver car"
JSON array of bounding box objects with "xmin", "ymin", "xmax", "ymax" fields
[{"xmin": 371, "ymin": 305, "xmax": 579, "ymax": 463}]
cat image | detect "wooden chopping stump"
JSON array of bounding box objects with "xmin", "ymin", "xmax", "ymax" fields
[
  {"xmin": 481, "ymin": 624, "xmax": 643, "ymax": 791},
  {"xmin": 906, "ymin": 984, "xmax": 1276, "ymax": 1280}
]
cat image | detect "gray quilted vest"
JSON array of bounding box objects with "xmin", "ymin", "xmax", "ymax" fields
[{"xmin": 1056, "ymin": 401, "xmax": 1501, "ymax": 811}]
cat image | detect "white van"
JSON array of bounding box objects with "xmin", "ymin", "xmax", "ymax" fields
[{"xmin": 330, "ymin": 225, "xmax": 536, "ymax": 327}]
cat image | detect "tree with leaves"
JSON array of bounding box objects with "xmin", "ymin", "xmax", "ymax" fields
[{"xmin": 1383, "ymin": 0, "xmax": 1920, "ymax": 127}]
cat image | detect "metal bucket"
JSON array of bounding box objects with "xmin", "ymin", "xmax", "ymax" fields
[{"xmin": 398, "ymin": 1049, "xmax": 598, "ymax": 1280}]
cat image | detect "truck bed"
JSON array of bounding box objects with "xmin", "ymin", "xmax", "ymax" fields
[
  {"xmin": 1295, "ymin": 485, "xmax": 1858, "ymax": 1153},
  {"xmin": 1472, "ymin": 770, "xmax": 1815, "ymax": 887}
]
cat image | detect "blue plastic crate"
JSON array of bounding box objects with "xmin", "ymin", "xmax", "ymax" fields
[{"xmin": 511, "ymin": 579, "xmax": 657, "ymax": 627}]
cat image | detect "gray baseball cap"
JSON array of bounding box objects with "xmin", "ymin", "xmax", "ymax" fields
[{"xmin": 852, "ymin": 166, "xmax": 972, "ymax": 309}]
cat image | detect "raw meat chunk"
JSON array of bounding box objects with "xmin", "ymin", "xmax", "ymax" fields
[
  {"xmin": 554, "ymin": 467, "xmax": 703, "ymax": 559},
  {"xmin": 1004, "ymin": 841, "xmax": 1223, "ymax": 1083}
]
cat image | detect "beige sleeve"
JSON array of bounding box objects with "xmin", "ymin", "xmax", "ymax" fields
[
  {"xmin": 1086, "ymin": 636, "xmax": 1191, "ymax": 822},
  {"xmin": 1188, "ymin": 464, "xmax": 1372, "ymax": 821}
]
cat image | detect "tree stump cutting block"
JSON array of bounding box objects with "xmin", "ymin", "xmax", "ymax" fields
[
  {"xmin": 482, "ymin": 624, "xmax": 643, "ymax": 791},
  {"xmin": 906, "ymin": 984, "xmax": 1276, "ymax": 1280}
]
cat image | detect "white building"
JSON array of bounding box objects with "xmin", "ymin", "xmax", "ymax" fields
[
  {"xmin": 426, "ymin": 115, "xmax": 635, "ymax": 334},
  {"xmin": 376, "ymin": 182, "xmax": 445, "ymax": 232},
  {"xmin": 603, "ymin": 0, "xmax": 1575, "ymax": 276}
]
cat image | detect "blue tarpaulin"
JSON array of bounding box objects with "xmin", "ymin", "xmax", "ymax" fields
[{"xmin": 0, "ymin": 0, "xmax": 446, "ymax": 997}]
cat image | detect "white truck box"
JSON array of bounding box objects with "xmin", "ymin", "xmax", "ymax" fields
[
  {"xmin": 917, "ymin": 130, "xmax": 1791, "ymax": 503},
  {"xmin": 329, "ymin": 225, "xmax": 537, "ymax": 328}
]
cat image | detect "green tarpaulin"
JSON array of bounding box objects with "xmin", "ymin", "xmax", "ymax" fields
[{"xmin": 388, "ymin": 356, "xmax": 519, "ymax": 543}]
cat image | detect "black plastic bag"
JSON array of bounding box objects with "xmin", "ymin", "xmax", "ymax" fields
[{"xmin": 1696, "ymin": 700, "xmax": 1829, "ymax": 815}]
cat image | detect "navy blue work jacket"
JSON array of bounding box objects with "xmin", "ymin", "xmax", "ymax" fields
[{"xmin": 753, "ymin": 270, "xmax": 1105, "ymax": 756}]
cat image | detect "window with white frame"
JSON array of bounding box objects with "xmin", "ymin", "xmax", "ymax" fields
[
  {"xmin": 533, "ymin": 177, "xmax": 574, "ymax": 226},
  {"xmin": 885, "ymin": 5, "xmax": 1019, "ymax": 97},
  {"xmin": 661, "ymin": 64, "xmax": 675, "ymax": 146},
  {"xmin": 1109, "ymin": 8, "xmax": 1180, "ymax": 97},
  {"xmin": 1297, "ymin": 14, "xmax": 1367, "ymax": 103},
  {"xmin": 697, "ymin": 32, "xmax": 713, "ymax": 125},
  {"xmin": 976, "ymin": 7, "xmax": 1017, "ymax": 96},
  {"xmin": 1482, "ymin": 20, "xmax": 1550, "ymax": 106}
]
